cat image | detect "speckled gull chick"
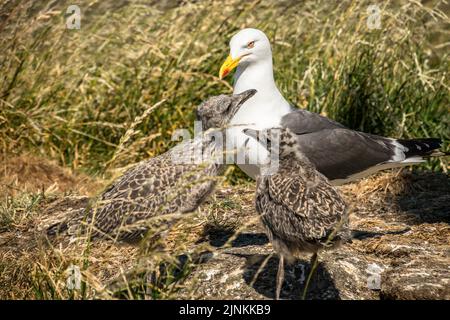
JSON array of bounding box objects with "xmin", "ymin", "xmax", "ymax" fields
[
  {"xmin": 47, "ymin": 89, "xmax": 257, "ymax": 242},
  {"xmin": 220, "ymin": 28, "xmax": 445, "ymax": 185},
  {"xmin": 243, "ymin": 127, "xmax": 351, "ymax": 300}
]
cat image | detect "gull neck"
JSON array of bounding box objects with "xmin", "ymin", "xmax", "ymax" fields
[{"xmin": 233, "ymin": 57, "xmax": 281, "ymax": 99}]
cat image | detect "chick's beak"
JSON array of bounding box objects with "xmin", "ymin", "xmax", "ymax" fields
[
  {"xmin": 228, "ymin": 89, "xmax": 257, "ymax": 119},
  {"xmin": 219, "ymin": 55, "xmax": 241, "ymax": 79}
]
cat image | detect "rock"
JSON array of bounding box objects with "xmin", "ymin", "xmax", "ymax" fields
[
  {"xmin": 2, "ymin": 170, "xmax": 448, "ymax": 300},
  {"xmin": 176, "ymin": 171, "xmax": 450, "ymax": 300},
  {"xmin": 381, "ymin": 255, "xmax": 450, "ymax": 300}
]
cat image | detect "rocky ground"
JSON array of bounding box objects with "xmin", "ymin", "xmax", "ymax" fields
[
  {"xmin": 177, "ymin": 173, "xmax": 450, "ymax": 300},
  {"xmin": 0, "ymin": 155, "xmax": 449, "ymax": 299}
]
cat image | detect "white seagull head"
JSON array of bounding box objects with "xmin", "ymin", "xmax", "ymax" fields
[
  {"xmin": 217, "ymin": 29, "xmax": 293, "ymax": 179},
  {"xmin": 219, "ymin": 28, "xmax": 272, "ymax": 80}
]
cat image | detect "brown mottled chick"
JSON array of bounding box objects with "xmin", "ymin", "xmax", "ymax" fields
[
  {"xmin": 47, "ymin": 89, "xmax": 257, "ymax": 242},
  {"xmin": 243, "ymin": 127, "xmax": 351, "ymax": 300}
]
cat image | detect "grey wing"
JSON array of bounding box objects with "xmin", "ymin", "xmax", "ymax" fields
[
  {"xmin": 52, "ymin": 139, "xmax": 220, "ymax": 240},
  {"xmin": 100, "ymin": 155, "xmax": 167, "ymax": 201},
  {"xmin": 265, "ymin": 169, "xmax": 348, "ymax": 242},
  {"xmin": 295, "ymin": 128, "xmax": 396, "ymax": 181},
  {"xmin": 83, "ymin": 198, "xmax": 151, "ymax": 240},
  {"xmin": 89, "ymin": 159, "xmax": 218, "ymax": 240},
  {"xmin": 101, "ymin": 139, "xmax": 202, "ymax": 200},
  {"xmin": 281, "ymin": 109, "xmax": 346, "ymax": 134}
]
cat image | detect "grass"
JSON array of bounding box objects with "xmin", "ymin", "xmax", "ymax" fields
[
  {"xmin": 0, "ymin": 162, "xmax": 449, "ymax": 299},
  {"xmin": 0, "ymin": 0, "xmax": 448, "ymax": 177},
  {"xmin": 0, "ymin": 0, "xmax": 449, "ymax": 300}
]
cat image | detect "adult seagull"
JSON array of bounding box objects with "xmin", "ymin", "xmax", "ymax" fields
[{"xmin": 219, "ymin": 28, "xmax": 445, "ymax": 185}]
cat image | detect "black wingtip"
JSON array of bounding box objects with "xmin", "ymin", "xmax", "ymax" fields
[
  {"xmin": 351, "ymin": 227, "xmax": 411, "ymax": 240},
  {"xmin": 396, "ymin": 138, "xmax": 443, "ymax": 158}
]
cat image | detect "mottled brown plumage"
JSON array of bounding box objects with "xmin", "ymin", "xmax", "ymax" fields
[
  {"xmin": 243, "ymin": 127, "xmax": 351, "ymax": 299},
  {"xmin": 47, "ymin": 89, "xmax": 256, "ymax": 242}
]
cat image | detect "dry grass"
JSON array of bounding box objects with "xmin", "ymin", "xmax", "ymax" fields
[
  {"xmin": 0, "ymin": 0, "xmax": 448, "ymax": 176},
  {"xmin": 0, "ymin": 0, "xmax": 449, "ymax": 300},
  {"xmin": 0, "ymin": 153, "xmax": 448, "ymax": 299},
  {"xmin": 0, "ymin": 153, "xmax": 104, "ymax": 197}
]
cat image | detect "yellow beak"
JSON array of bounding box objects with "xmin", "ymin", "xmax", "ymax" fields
[{"xmin": 219, "ymin": 55, "xmax": 241, "ymax": 80}]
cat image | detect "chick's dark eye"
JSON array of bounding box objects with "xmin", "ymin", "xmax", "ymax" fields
[{"xmin": 247, "ymin": 41, "xmax": 255, "ymax": 49}]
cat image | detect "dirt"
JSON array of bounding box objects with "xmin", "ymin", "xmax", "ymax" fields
[
  {"xmin": 0, "ymin": 153, "xmax": 103, "ymax": 196},
  {"xmin": 0, "ymin": 155, "xmax": 448, "ymax": 300},
  {"xmin": 176, "ymin": 171, "xmax": 450, "ymax": 300}
]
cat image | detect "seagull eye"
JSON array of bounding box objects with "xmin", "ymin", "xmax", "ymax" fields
[{"xmin": 247, "ymin": 41, "xmax": 255, "ymax": 49}]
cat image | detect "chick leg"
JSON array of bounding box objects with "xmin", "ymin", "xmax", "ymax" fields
[
  {"xmin": 302, "ymin": 252, "xmax": 318, "ymax": 300},
  {"xmin": 275, "ymin": 254, "xmax": 284, "ymax": 300}
]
